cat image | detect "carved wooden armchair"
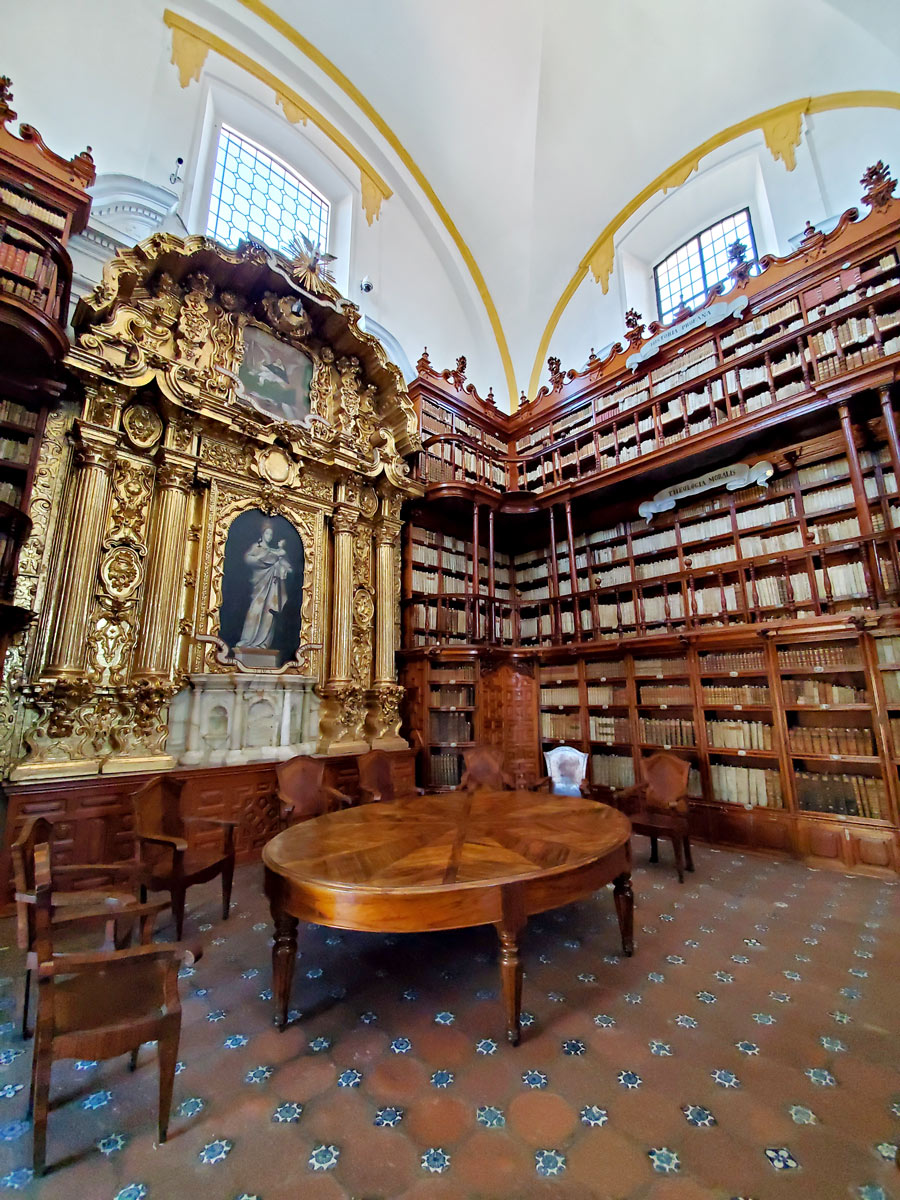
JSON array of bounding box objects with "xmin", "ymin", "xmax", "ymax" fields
[
  {"xmin": 11, "ymin": 816, "xmax": 155, "ymax": 1040},
  {"xmin": 131, "ymin": 775, "xmax": 239, "ymax": 939},
  {"xmin": 27, "ymin": 836, "xmax": 198, "ymax": 1175},
  {"xmin": 460, "ymin": 745, "xmax": 515, "ymax": 793},
  {"xmin": 606, "ymin": 751, "xmax": 695, "ymax": 883},
  {"xmin": 357, "ymin": 749, "xmax": 424, "ymax": 804},
  {"xmin": 275, "ymin": 755, "xmax": 353, "ymax": 828},
  {"xmin": 534, "ymin": 745, "xmax": 591, "ymax": 797}
]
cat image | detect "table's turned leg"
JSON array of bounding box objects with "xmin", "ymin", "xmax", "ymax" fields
[
  {"xmin": 497, "ymin": 886, "xmax": 526, "ymax": 1045},
  {"xmin": 272, "ymin": 911, "xmax": 299, "ymax": 1030},
  {"xmin": 613, "ymin": 872, "xmax": 634, "ymax": 957}
]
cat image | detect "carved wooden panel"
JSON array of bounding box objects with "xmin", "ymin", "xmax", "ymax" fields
[{"xmin": 480, "ymin": 663, "xmax": 540, "ymax": 788}]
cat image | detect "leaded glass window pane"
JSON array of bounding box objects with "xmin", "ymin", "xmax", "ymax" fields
[
  {"xmin": 654, "ymin": 208, "xmax": 757, "ymax": 323},
  {"xmin": 207, "ymin": 126, "xmax": 330, "ymax": 256}
]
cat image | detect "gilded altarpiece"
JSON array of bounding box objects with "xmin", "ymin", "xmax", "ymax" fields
[{"xmin": 0, "ymin": 234, "xmax": 421, "ymax": 781}]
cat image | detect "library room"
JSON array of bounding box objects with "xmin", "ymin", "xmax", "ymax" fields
[{"xmin": 1, "ymin": 2, "xmax": 899, "ymax": 1197}]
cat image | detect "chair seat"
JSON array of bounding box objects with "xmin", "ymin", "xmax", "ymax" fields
[
  {"xmin": 51, "ymin": 888, "xmax": 136, "ymax": 917},
  {"xmin": 149, "ymin": 849, "xmax": 227, "ymax": 886},
  {"xmin": 631, "ymin": 810, "xmax": 689, "ymax": 836},
  {"xmin": 51, "ymin": 958, "xmax": 169, "ymax": 1036}
]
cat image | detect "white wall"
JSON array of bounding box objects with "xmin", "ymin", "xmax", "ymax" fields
[
  {"xmin": 3, "ymin": 0, "xmax": 500, "ymax": 396},
  {"xmin": 548, "ymin": 108, "xmax": 900, "ymax": 385}
]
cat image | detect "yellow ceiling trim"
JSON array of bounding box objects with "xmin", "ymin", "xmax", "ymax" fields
[
  {"xmin": 527, "ymin": 90, "xmax": 900, "ymax": 405},
  {"xmin": 164, "ymin": 10, "xmax": 392, "ymax": 224},
  {"xmin": 234, "ymin": 0, "xmax": 519, "ymax": 409}
]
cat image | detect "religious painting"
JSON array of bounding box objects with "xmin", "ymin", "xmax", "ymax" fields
[
  {"xmin": 238, "ymin": 324, "xmax": 312, "ymax": 424},
  {"xmin": 219, "ymin": 509, "xmax": 305, "ymax": 669}
]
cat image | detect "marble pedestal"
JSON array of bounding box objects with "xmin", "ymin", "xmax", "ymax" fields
[{"xmin": 167, "ymin": 673, "xmax": 319, "ymax": 767}]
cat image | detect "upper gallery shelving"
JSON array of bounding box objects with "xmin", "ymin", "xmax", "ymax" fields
[{"xmin": 410, "ymin": 163, "xmax": 900, "ymax": 500}]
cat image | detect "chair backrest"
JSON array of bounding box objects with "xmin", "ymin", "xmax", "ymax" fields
[
  {"xmin": 460, "ymin": 745, "xmax": 510, "ymax": 792},
  {"xmin": 356, "ymin": 750, "xmax": 396, "ymax": 803},
  {"xmin": 543, "ymin": 746, "xmax": 589, "ymax": 797},
  {"xmin": 132, "ymin": 774, "xmax": 187, "ymax": 841},
  {"xmin": 11, "ymin": 816, "xmax": 52, "ymax": 951},
  {"xmin": 643, "ymin": 752, "xmax": 690, "ymax": 814},
  {"xmin": 276, "ymin": 755, "xmax": 329, "ymax": 819}
]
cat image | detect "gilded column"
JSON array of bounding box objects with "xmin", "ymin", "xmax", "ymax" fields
[
  {"xmin": 370, "ymin": 509, "xmax": 406, "ymax": 748},
  {"xmin": 319, "ymin": 485, "xmax": 368, "ymax": 753},
  {"xmin": 44, "ymin": 428, "xmax": 118, "ymax": 677},
  {"xmin": 132, "ymin": 455, "xmax": 194, "ymax": 678}
]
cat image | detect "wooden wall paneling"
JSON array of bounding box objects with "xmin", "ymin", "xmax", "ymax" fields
[
  {"xmin": 480, "ymin": 660, "xmax": 540, "ymax": 788},
  {"xmin": 860, "ymin": 630, "xmax": 900, "ymax": 828}
]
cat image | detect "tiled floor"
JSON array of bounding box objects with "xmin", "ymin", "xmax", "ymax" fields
[{"xmin": 0, "ymin": 846, "xmax": 897, "ymax": 1198}]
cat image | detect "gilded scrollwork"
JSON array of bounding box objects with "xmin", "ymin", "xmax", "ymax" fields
[{"xmin": 8, "ymin": 231, "xmax": 422, "ymax": 778}]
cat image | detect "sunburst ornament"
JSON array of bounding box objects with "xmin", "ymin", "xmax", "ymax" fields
[{"xmin": 287, "ymin": 231, "xmax": 337, "ymax": 292}]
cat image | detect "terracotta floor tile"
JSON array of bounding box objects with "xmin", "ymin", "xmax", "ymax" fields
[
  {"xmin": 507, "ymin": 1090, "xmax": 577, "ymax": 1143},
  {"xmin": 405, "ymin": 1095, "xmax": 472, "ymax": 1145}
]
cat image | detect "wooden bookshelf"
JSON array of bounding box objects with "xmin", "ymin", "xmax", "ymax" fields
[
  {"xmin": 401, "ymin": 162, "xmax": 900, "ymax": 875},
  {"xmin": 0, "ymin": 77, "xmax": 94, "ymax": 668}
]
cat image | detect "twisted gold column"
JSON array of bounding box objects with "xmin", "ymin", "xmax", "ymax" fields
[
  {"xmin": 132, "ymin": 457, "xmax": 194, "ymax": 679},
  {"xmin": 44, "ymin": 430, "xmax": 118, "ymax": 677}
]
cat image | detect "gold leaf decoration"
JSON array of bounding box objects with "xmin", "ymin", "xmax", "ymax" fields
[
  {"xmin": 276, "ymin": 92, "xmax": 310, "ymax": 126},
  {"xmin": 169, "ymin": 26, "xmax": 209, "ymax": 88},
  {"xmin": 762, "ymin": 109, "xmax": 804, "ymax": 171},
  {"xmin": 360, "ymin": 171, "xmax": 384, "ymax": 225},
  {"xmin": 588, "ymin": 238, "xmax": 615, "ymax": 294}
]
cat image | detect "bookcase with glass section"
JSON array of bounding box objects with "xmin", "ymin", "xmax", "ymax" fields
[{"xmin": 401, "ymin": 161, "xmax": 900, "ymax": 873}]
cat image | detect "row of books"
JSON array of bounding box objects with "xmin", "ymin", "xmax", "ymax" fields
[
  {"xmin": 639, "ymin": 685, "xmax": 694, "ymax": 704},
  {"xmin": 412, "ymin": 547, "xmax": 468, "ymax": 573},
  {"xmin": 778, "ymin": 644, "xmax": 860, "ymax": 669},
  {"xmin": 720, "ymin": 298, "xmax": 802, "ymax": 350},
  {"xmin": 795, "ymin": 772, "xmax": 886, "ymax": 819},
  {"xmin": 590, "ymin": 754, "xmax": 635, "ymax": 789},
  {"xmin": 585, "ymin": 661, "xmax": 627, "ymax": 680},
  {"xmin": 810, "ymin": 517, "xmax": 861, "ymax": 544},
  {"xmin": 541, "ymin": 685, "xmax": 579, "ymax": 706},
  {"xmin": 416, "ymin": 529, "xmax": 468, "ymax": 551},
  {"xmin": 0, "ymin": 185, "xmax": 66, "ymax": 232},
  {"xmin": 649, "ymin": 340, "xmax": 717, "ymax": 394},
  {"xmin": 0, "ymin": 242, "xmax": 44, "ymax": 281},
  {"xmin": 738, "ymin": 529, "xmax": 804, "ymax": 558},
  {"xmin": 703, "ymin": 685, "xmax": 770, "ymax": 704},
  {"xmin": 430, "ymin": 686, "xmax": 473, "ymax": 707},
  {"xmin": 0, "ymin": 481, "xmax": 22, "ymax": 505},
  {"xmin": 589, "ymin": 715, "xmax": 630, "ymax": 742},
  {"xmin": 430, "ymin": 712, "xmax": 472, "ymax": 742},
  {"xmin": 429, "ymin": 751, "xmax": 463, "ymax": 788},
  {"xmin": 0, "ymin": 276, "xmax": 40, "ymax": 302},
  {"xmin": 638, "ymin": 717, "xmax": 695, "ymax": 746},
  {"xmin": 816, "ymin": 341, "xmax": 883, "ymax": 377},
  {"xmin": 707, "ymin": 720, "xmax": 773, "ymax": 750},
  {"xmin": 0, "ymin": 401, "xmax": 38, "ymax": 429},
  {"xmin": 431, "ymin": 666, "xmax": 477, "ymax": 683},
  {"xmin": 790, "ymin": 726, "xmax": 874, "ymax": 756},
  {"xmin": 0, "ymin": 438, "xmax": 32, "ymax": 465},
  {"xmin": 710, "ymin": 764, "xmax": 783, "ymax": 808},
  {"xmin": 699, "ymin": 650, "xmax": 765, "ymax": 673},
  {"xmin": 541, "ymin": 712, "xmax": 582, "ymax": 740},
  {"xmin": 783, "ymin": 679, "xmax": 865, "ymax": 704},
  {"xmin": 876, "ymin": 637, "xmax": 900, "ymax": 665}
]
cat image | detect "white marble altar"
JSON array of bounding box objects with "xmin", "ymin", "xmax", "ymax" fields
[{"xmin": 166, "ymin": 673, "xmax": 319, "ymax": 766}]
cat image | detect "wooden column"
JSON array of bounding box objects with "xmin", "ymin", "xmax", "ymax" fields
[
  {"xmin": 548, "ymin": 504, "xmax": 561, "ymax": 641},
  {"xmin": 839, "ymin": 401, "xmax": 882, "ymax": 603},
  {"xmin": 471, "ymin": 501, "xmax": 480, "ymax": 641},
  {"xmin": 44, "ymin": 428, "xmax": 118, "ymax": 677},
  {"xmin": 880, "ymin": 386, "xmax": 900, "ymax": 483},
  {"xmin": 487, "ymin": 507, "xmax": 496, "ymax": 643},
  {"xmin": 132, "ymin": 456, "xmax": 193, "ymax": 678},
  {"xmin": 565, "ymin": 499, "xmax": 578, "ymax": 640}
]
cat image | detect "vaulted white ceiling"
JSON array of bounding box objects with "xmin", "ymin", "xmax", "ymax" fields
[{"xmin": 6, "ymin": 0, "xmax": 900, "ymax": 404}]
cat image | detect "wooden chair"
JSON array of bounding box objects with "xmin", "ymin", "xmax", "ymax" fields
[
  {"xmin": 534, "ymin": 745, "xmax": 591, "ymax": 797},
  {"xmin": 608, "ymin": 751, "xmax": 695, "ymax": 883},
  {"xmin": 11, "ymin": 817, "xmax": 149, "ymax": 1040},
  {"xmin": 275, "ymin": 755, "xmax": 353, "ymax": 828},
  {"xmin": 460, "ymin": 745, "xmax": 514, "ymax": 792},
  {"xmin": 131, "ymin": 774, "xmax": 239, "ymax": 940},
  {"xmin": 27, "ymin": 836, "xmax": 197, "ymax": 1175},
  {"xmin": 357, "ymin": 749, "xmax": 424, "ymax": 804}
]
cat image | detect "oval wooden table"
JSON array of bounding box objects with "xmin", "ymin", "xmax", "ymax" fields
[{"xmin": 263, "ymin": 789, "xmax": 633, "ymax": 1044}]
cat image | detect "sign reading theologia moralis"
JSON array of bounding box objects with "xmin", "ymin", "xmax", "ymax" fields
[{"xmin": 639, "ymin": 460, "xmax": 774, "ymax": 522}]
